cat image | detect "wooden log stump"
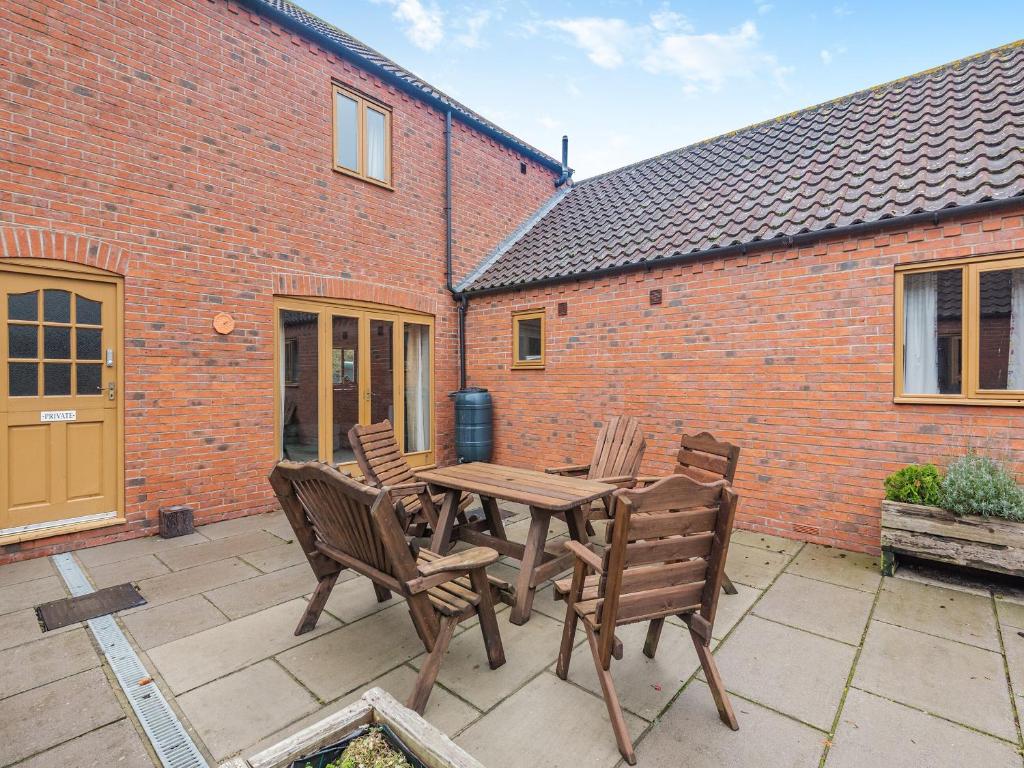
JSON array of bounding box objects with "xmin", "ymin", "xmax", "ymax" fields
[{"xmin": 159, "ymin": 505, "xmax": 194, "ymax": 538}]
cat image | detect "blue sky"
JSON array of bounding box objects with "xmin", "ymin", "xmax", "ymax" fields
[{"xmin": 300, "ymin": 1, "xmax": 1021, "ymax": 179}]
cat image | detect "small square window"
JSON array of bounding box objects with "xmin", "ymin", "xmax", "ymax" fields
[
  {"xmin": 512, "ymin": 310, "xmax": 545, "ymax": 369},
  {"xmin": 332, "ymin": 84, "xmax": 392, "ymax": 187}
]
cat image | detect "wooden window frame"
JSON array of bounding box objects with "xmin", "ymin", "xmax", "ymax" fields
[
  {"xmin": 894, "ymin": 250, "xmax": 1024, "ymax": 406},
  {"xmin": 512, "ymin": 309, "xmax": 546, "ymax": 369},
  {"xmin": 331, "ymin": 83, "xmax": 393, "ymax": 189}
]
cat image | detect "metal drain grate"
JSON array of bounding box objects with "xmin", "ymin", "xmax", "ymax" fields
[{"xmin": 52, "ymin": 554, "xmax": 210, "ymax": 768}]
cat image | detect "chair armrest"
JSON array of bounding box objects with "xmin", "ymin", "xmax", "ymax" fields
[
  {"xmin": 383, "ymin": 482, "xmax": 427, "ymax": 496},
  {"xmin": 416, "ymin": 547, "xmax": 499, "ymax": 577},
  {"xmin": 545, "ymin": 463, "xmax": 591, "ymax": 476},
  {"xmin": 591, "ymin": 474, "xmax": 637, "ymax": 488},
  {"xmin": 564, "ymin": 540, "xmax": 603, "ymax": 572},
  {"xmin": 633, "ymin": 475, "xmax": 661, "ymax": 488}
]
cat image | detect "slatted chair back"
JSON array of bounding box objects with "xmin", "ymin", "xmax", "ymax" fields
[
  {"xmin": 595, "ymin": 474, "xmax": 736, "ymax": 667},
  {"xmin": 349, "ymin": 420, "xmax": 418, "ymax": 488},
  {"xmin": 675, "ymin": 431, "xmax": 740, "ymax": 484},
  {"xmin": 589, "ymin": 415, "xmax": 646, "ymax": 481}
]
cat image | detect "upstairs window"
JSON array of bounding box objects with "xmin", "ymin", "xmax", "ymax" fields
[
  {"xmin": 512, "ymin": 309, "xmax": 545, "ymax": 369},
  {"xmin": 332, "ymin": 84, "xmax": 391, "ymax": 187},
  {"xmin": 895, "ymin": 253, "xmax": 1024, "ymax": 404}
]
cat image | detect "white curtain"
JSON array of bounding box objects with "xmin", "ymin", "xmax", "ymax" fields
[
  {"xmin": 1008, "ymin": 269, "xmax": 1024, "ymax": 390},
  {"xmin": 904, "ymin": 272, "xmax": 939, "ymax": 394},
  {"xmin": 365, "ymin": 109, "xmax": 386, "ymax": 181},
  {"xmin": 405, "ymin": 325, "xmax": 430, "ymax": 452}
]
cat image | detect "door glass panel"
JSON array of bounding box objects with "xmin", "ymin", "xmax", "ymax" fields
[
  {"xmin": 404, "ymin": 323, "xmax": 431, "ymax": 452},
  {"xmin": 903, "ymin": 269, "xmax": 962, "ymax": 395},
  {"xmin": 370, "ymin": 319, "xmax": 394, "ymax": 426},
  {"xmin": 8, "ymin": 325, "xmax": 37, "ymax": 359},
  {"xmin": 331, "ymin": 315, "xmax": 360, "ymax": 465},
  {"xmin": 280, "ymin": 310, "xmax": 319, "ymax": 461},
  {"xmin": 77, "ymin": 363, "xmax": 102, "ymax": 395},
  {"xmin": 76, "ymin": 328, "xmax": 102, "ymax": 360},
  {"xmin": 8, "ymin": 291, "xmax": 38, "ymax": 321},
  {"xmin": 75, "ymin": 295, "xmax": 101, "ymax": 325},
  {"xmin": 9, "ymin": 362, "xmax": 37, "ymax": 396},
  {"xmin": 43, "ymin": 289, "xmax": 71, "ymax": 323},
  {"xmin": 978, "ymin": 267, "xmax": 1024, "ymax": 390},
  {"xmin": 44, "ymin": 362, "xmax": 71, "ymax": 395},
  {"xmin": 44, "ymin": 326, "xmax": 71, "ymax": 359}
]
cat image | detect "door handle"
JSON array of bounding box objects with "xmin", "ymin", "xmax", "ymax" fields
[{"xmin": 106, "ymin": 382, "xmax": 115, "ymax": 401}]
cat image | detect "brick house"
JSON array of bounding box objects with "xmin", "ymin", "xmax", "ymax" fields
[{"xmin": 1, "ymin": 1, "xmax": 1022, "ymax": 563}]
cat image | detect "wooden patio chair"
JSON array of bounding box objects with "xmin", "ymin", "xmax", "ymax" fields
[
  {"xmin": 545, "ymin": 415, "xmax": 646, "ymax": 521},
  {"xmin": 554, "ymin": 474, "xmax": 740, "ymax": 764},
  {"xmin": 268, "ymin": 460, "xmax": 506, "ymax": 714},
  {"xmin": 638, "ymin": 431, "xmax": 742, "ymax": 595}
]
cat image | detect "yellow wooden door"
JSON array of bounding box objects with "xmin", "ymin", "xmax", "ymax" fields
[{"xmin": 1, "ymin": 271, "xmax": 120, "ymax": 536}]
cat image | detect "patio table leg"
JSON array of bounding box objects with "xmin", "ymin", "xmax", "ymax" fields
[
  {"xmin": 480, "ymin": 494, "xmax": 507, "ymax": 540},
  {"xmin": 509, "ymin": 506, "xmax": 551, "ymax": 625},
  {"xmin": 430, "ymin": 489, "xmax": 462, "ymax": 554}
]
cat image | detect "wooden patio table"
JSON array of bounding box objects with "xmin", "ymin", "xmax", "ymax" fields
[{"xmin": 415, "ymin": 462, "xmax": 616, "ymax": 625}]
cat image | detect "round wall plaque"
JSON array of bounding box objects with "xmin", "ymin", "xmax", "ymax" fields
[{"xmin": 213, "ymin": 312, "xmax": 235, "ymax": 335}]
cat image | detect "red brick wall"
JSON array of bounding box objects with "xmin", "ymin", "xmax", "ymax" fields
[
  {"xmin": 0, "ymin": 0, "xmax": 557, "ymax": 561},
  {"xmin": 465, "ymin": 209, "xmax": 1024, "ymax": 554}
]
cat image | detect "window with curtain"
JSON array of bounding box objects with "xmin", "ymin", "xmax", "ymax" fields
[
  {"xmin": 404, "ymin": 323, "xmax": 431, "ymax": 453},
  {"xmin": 896, "ymin": 254, "xmax": 1024, "ymax": 403},
  {"xmin": 332, "ymin": 84, "xmax": 391, "ymax": 186}
]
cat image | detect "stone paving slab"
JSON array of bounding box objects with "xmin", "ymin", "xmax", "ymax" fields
[
  {"xmin": 198, "ymin": 512, "xmax": 283, "ymax": 540},
  {"xmin": 456, "ymin": 672, "xmax": 645, "ymax": 768},
  {"xmin": 998, "ymin": 621, "xmax": 1024, "ymax": 728},
  {"xmin": 636, "ymin": 679, "xmax": 827, "ymax": 768},
  {"xmin": 825, "ymin": 687, "xmax": 1021, "ymax": 768},
  {"xmin": 712, "ymin": 614, "xmax": 856, "ymax": 730},
  {"xmin": 853, "ymin": 620, "xmax": 1017, "ymax": 742},
  {"xmin": 132, "ymin": 557, "xmax": 259, "ymax": 609},
  {"xmin": 177, "ymin": 659, "xmax": 320, "ymax": 761},
  {"xmin": 995, "ymin": 595, "xmax": 1024, "ymax": 629},
  {"xmin": 785, "ymin": 544, "xmax": 881, "ymax": 593},
  {"xmin": 121, "ymin": 594, "xmax": 228, "ymax": 651},
  {"xmin": 0, "ymin": 557, "xmax": 55, "ymax": 588},
  {"xmin": 731, "ymin": 529, "xmax": 804, "ymax": 555},
  {"xmin": 75, "ymin": 532, "xmax": 209, "ymax": 567},
  {"xmin": 319, "ymin": 572, "xmax": 400, "ymax": 623},
  {"xmin": 0, "ymin": 628, "xmax": 99, "ymax": 699},
  {"xmin": 0, "ymin": 667, "xmax": 125, "ymax": 765},
  {"xmin": 0, "ymin": 607, "xmax": 76, "ymax": 652},
  {"xmin": 0, "ymin": 575, "xmax": 67, "ymax": 616},
  {"xmin": 239, "ymin": 542, "xmax": 308, "ymax": 573},
  {"xmin": 13, "ymin": 718, "xmax": 156, "ymax": 768},
  {"xmin": 148, "ymin": 598, "xmax": 340, "ymax": 694},
  {"xmin": 155, "ymin": 530, "xmax": 284, "ymax": 572},
  {"xmin": 874, "ymin": 577, "xmax": 1000, "ymax": 651},
  {"xmin": 204, "ymin": 563, "xmax": 316, "ymax": 620},
  {"xmin": 86, "ymin": 553, "xmax": 171, "ymax": 588},
  {"xmin": 753, "ymin": 572, "xmax": 874, "ymax": 645},
  {"xmin": 723, "ymin": 543, "xmax": 790, "ymax": 589}
]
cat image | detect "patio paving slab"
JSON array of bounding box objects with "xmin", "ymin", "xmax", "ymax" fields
[
  {"xmin": 785, "ymin": 544, "xmax": 881, "ymax": 593},
  {"xmin": 723, "ymin": 543, "xmax": 790, "ymax": 589},
  {"xmin": 731, "ymin": 529, "xmax": 804, "ymax": 555},
  {"xmin": 636, "ymin": 679, "xmax": 826, "ymax": 768},
  {"xmin": 412, "ymin": 609, "xmax": 568, "ymax": 711},
  {"xmin": 666, "ymin": 581, "xmax": 762, "ymax": 639},
  {"xmin": 204, "ymin": 563, "xmax": 316, "ymax": 619},
  {"xmin": 563, "ymin": 618, "xmax": 701, "ymax": 721},
  {"xmin": 86, "ymin": 553, "xmax": 171, "ymax": 588},
  {"xmin": 0, "ymin": 607, "xmax": 75, "ymax": 652},
  {"xmin": 456, "ymin": 672, "xmax": 644, "ymax": 768},
  {"xmin": 319, "ymin": 572, "xmax": 401, "ymax": 623},
  {"xmin": 995, "ymin": 596, "xmax": 1024, "ymax": 629},
  {"xmin": 277, "ymin": 604, "xmax": 424, "ymax": 701},
  {"xmin": 753, "ymin": 572, "xmax": 874, "ymax": 645},
  {"xmin": 1001, "ymin": 623, "xmax": 1024, "ymax": 725},
  {"xmin": 120, "ymin": 594, "xmax": 228, "ymax": 651},
  {"xmin": 197, "ymin": 511, "xmax": 282, "ymax": 540},
  {"xmin": 0, "ymin": 556, "xmax": 55, "ymax": 588},
  {"xmin": 155, "ymin": 530, "xmax": 284, "ymax": 572},
  {"xmin": 0, "ymin": 628, "xmax": 98, "ymax": 699},
  {"xmin": 177, "ymin": 659, "xmax": 320, "ymax": 761},
  {"xmin": 0, "ymin": 668, "xmax": 124, "ymax": 765},
  {"xmin": 239, "ymin": 541, "xmax": 308, "ymax": 573},
  {"xmin": 14, "ymin": 719, "xmax": 156, "ymax": 768},
  {"xmin": 873, "ymin": 577, "xmax": 1000, "ymax": 650},
  {"xmin": 75, "ymin": 531, "xmax": 208, "ymax": 567},
  {"xmin": 0, "ymin": 575, "xmax": 67, "ymax": 616},
  {"xmin": 132, "ymin": 557, "xmax": 259, "ymax": 608},
  {"xmin": 148, "ymin": 598, "xmax": 340, "ymax": 695},
  {"xmin": 712, "ymin": 615, "xmax": 856, "ymax": 730},
  {"xmin": 853, "ymin": 620, "xmax": 1017, "ymax": 741},
  {"xmin": 826, "ymin": 687, "xmax": 1022, "ymax": 768}
]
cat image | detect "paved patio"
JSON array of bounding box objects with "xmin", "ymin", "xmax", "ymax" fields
[{"xmin": 1, "ymin": 507, "xmax": 1022, "ymax": 768}]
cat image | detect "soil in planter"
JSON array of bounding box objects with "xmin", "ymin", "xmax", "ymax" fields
[{"xmin": 294, "ymin": 725, "xmax": 425, "ymax": 768}]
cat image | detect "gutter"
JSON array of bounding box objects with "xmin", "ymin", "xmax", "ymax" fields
[{"xmin": 461, "ymin": 196, "xmax": 1024, "ymax": 297}]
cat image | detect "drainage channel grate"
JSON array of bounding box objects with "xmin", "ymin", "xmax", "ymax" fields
[{"xmin": 52, "ymin": 553, "xmax": 210, "ymax": 768}]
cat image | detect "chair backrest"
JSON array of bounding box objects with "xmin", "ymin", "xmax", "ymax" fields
[
  {"xmin": 349, "ymin": 420, "xmax": 417, "ymax": 488},
  {"xmin": 596, "ymin": 474, "xmax": 737, "ymax": 665},
  {"xmin": 269, "ymin": 460, "xmax": 417, "ymax": 586},
  {"xmin": 675, "ymin": 432, "xmax": 740, "ymax": 484},
  {"xmin": 589, "ymin": 415, "xmax": 647, "ymax": 480}
]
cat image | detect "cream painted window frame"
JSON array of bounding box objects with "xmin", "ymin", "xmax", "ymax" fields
[
  {"xmin": 512, "ymin": 309, "xmax": 546, "ymax": 370},
  {"xmin": 331, "ymin": 83, "xmax": 393, "ymax": 189}
]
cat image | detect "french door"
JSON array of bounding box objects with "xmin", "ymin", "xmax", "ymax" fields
[{"xmin": 275, "ymin": 298, "xmax": 434, "ymax": 469}]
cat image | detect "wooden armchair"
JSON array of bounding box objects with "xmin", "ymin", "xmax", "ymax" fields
[
  {"xmin": 269, "ymin": 460, "xmax": 505, "ymax": 714},
  {"xmin": 546, "ymin": 415, "xmax": 646, "ymax": 519},
  {"xmin": 554, "ymin": 474, "xmax": 740, "ymax": 764}
]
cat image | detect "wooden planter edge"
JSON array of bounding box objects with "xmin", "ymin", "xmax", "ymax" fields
[{"xmin": 880, "ymin": 500, "xmax": 1024, "ymax": 577}]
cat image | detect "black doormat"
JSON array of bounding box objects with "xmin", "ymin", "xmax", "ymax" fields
[{"xmin": 36, "ymin": 582, "xmax": 146, "ymax": 631}]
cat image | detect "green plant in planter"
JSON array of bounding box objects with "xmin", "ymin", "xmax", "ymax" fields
[
  {"xmin": 940, "ymin": 452, "xmax": 1024, "ymax": 521},
  {"xmin": 883, "ymin": 464, "xmax": 943, "ymax": 506}
]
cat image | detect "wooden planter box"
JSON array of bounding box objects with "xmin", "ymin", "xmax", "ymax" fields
[
  {"xmin": 881, "ymin": 500, "xmax": 1024, "ymax": 578},
  {"xmin": 220, "ymin": 688, "xmax": 483, "ymax": 768}
]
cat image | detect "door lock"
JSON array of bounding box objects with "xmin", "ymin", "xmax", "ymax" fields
[{"xmin": 107, "ymin": 382, "xmax": 116, "ymax": 400}]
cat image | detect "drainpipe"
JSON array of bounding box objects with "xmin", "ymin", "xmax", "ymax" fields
[
  {"xmin": 443, "ymin": 110, "xmax": 469, "ymax": 390},
  {"xmin": 554, "ymin": 135, "xmax": 571, "ymax": 187}
]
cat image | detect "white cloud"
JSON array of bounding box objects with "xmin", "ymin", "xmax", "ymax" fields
[
  {"xmin": 756, "ymin": 2, "xmax": 774, "ymax": 14},
  {"xmin": 820, "ymin": 48, "xmax": 833, "ymax": 65},
  {"xmin": 373, "ymin": 0, "xmax": 444, "ymax": 51},
  {"xmin": 650, "ymin": 9, "xmax": 692, "ymax": 33},
  {"xmin": 833, "ymin": 3, "xmax": 853, "ymax": 16},
  {"xmin": 456, "ymin": 9, "xmax": 492, "ymax": 48},
  {"xmin": 546, "ymin": 17, "xmax": 637, "ymax": 68}
]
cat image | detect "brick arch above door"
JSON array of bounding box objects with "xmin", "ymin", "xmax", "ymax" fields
[
  {"xmin": 273, "ymin": 273, "xmax": 441, "ymax": 317},
  {"xmin": 0, "ymin": 228, "xmax": 129, "ymax": 276}
]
